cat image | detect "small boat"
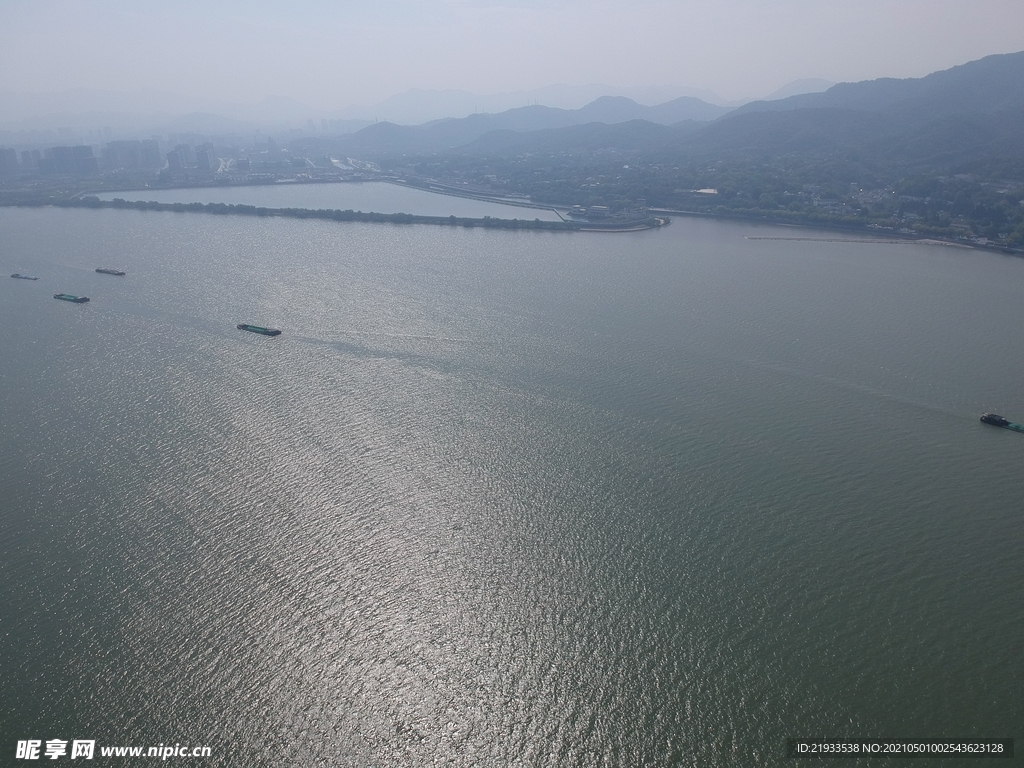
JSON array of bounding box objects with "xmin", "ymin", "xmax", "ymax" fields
[
  {"xmin": 237, "ymin": 324, "xmax": 281, "ymax": 336},
  {"xmin": 95, "ymin": 268, "xmax": 126, "ymax": 276},
  {"xmin": 980, "ymin": 413, "xmax": 1024, "ymax": 433},
  {"xmin": 54, "ymin": 293, "xmax": 90, "ymax": 303},
  {"xmin": 10, "ymin": 273, "xmax": 39, "ymax": 280}
]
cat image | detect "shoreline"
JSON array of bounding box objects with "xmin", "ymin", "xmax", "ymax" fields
[
  {"xmin": 648, "ymin": 206, "xmax": 1024, "ymax": 256},
  {"xmin": 8, "ymin": 176, "xmax": 1017, "ymax": 253},
  {"xmin": 745, "ymin": 236, "xmax": 973, "ymax": 248},
  {"xmin": 358, "ymin": 180, "xmax": 1021, "ymax": 254},
  {"xmin": 50, "ymin": 196, "xmax": 667, "ymax": 233}
]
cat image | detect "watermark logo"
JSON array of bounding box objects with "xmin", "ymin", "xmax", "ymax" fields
[
  {"xmin": 15, "ymin": 740, "xmax": 209, "ymax": 760},
  {"xmin": 16, "ymin": 740, "xmax": 90, "ymax": 760}
]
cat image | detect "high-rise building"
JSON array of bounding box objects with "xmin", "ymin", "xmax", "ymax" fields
[
  {"xmin": 71, "ymin": 145, "xmax": 99, "ymax": 175},
  {"xmin": 37, "ymin": 146, "xmax": 98, "ymax": 175},
  {"xmin": 0, "ymin": 148, "xmax": 18, "ymax": 176},
  {"xmin": 101, "ymin": 140, "xmax": 161, "ymax": 171},
  {"xmin": 102, "ymin": 141, "xmax": 142, "ymax": 171},
  {"xmin": 166, "ymin": 150, "xmax": 185, "ymax": 172},
  {"xmin": 174, "ymin": 144, "xmax": 194, "ymax": 165},
  {"xmin": 195, "ymin": 142, "xmax": 216, "ymax": 171},
  {"xmin": 140, "ymin": 139, "xmax": 162, "ymax": 168}
]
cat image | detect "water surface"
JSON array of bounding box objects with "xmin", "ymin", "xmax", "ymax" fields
[{"xmin": 1, "ymin": 205, "xmax": 1021, "ymax": 766}]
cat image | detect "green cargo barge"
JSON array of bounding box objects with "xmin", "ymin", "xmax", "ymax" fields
[{"xmin": 980, "ymin": 413, "xmax": 1024, "ymax": 433}]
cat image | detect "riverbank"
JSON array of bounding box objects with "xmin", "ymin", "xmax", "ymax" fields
[
  {"xmin": 653, "ymin": 206, "xmax": 1023, "ymax": 255},
  {"xmin": 376, "ymin": 179, "xmax": 1019, "ymax": 254}
]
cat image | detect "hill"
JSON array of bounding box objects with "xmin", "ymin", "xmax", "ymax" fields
[
  {"xmin": 426, "ymin": 51, "xmax": 1024, "ymax": 174},
  {"xmin": 734, "ymin": 51, "xmax": 1024, "ymax": 118},
  {"xmin": 663, "ymin": 51, "xmax": 1024, "ymax": 173},
  {"xmin": 347, "ymin": 51, "xmax": 1024, "ymax": 248},
  {"xmin": 295, "ymin": 95, "xmax": 727, "ymax": 156}
]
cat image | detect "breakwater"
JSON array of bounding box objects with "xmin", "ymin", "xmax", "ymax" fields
[{"xmin": 58, "ymin": 196, "xmax": 665, "ymax": 232}]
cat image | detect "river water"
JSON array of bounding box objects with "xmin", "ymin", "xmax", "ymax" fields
[{"xmin": 1, "ymin": 200, "xmax": 1021, "ymax": 766}]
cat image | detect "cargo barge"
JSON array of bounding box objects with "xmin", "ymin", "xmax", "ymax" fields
[
  {"xmin": 11, "ymin": 273, "xmax": 39, "ymax": 280},
  {"xmin": 237, "ymin": 324, "xmax": 281, "ymax": 336},
  {"xmin": 53, "ymin": 293, "xmax": 89, "ymax": 303},
  {"xmin": 95, "ymin": 268, "xmax": 126, "ymax": 276},
  {"xmin": 979, "ymin": 413, "xmax": 1024, "ymax": 433}
]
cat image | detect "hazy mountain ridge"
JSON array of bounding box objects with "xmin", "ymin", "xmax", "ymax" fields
[
  {"xmin": 762, "ymin": 79, "xmax": 834, "ymax": 101},
  {"xmin": 0, "ymin": 79, "xmax": 805, "ymax": 135},
  {"xmin": 398, "ymin": 51, "xmax": 1024, "ymax": 174},
  {"xmin": 734, "ymin": 51, "xmax": 1024, "ymax": 118},
  {"xmin": 305, "ymin": 51, "xmax": 1024, "ymax": 169},
  {"xmin": 0, "ymin": 83, "xmax": 731, "ymax": 133},
  {"xmin": 419, "ymin": 95, "xmax": 728, "ymax": 133},
  {"xmin": 332, "ymin": 84, "xmax": 736, "ymax": 124},
  {"xmin": 296, "ymin": 95, "xmax": 727, "ymax": 156},
  {"xmin": 668, "ymin": 51, "xmax": 1024, "ymax": 170},
  {"xmin": 672, "ymin": 106, "xmax": 1024, "ymax": 168}
]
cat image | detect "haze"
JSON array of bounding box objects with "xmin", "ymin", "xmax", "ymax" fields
[{"xmin": 2, "ymin": 0, "xmax": 1024, "ymax": 114}]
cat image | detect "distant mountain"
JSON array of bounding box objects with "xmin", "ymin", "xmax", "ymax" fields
[
  {"xmin": 442, "ymin": 51, "xmax": 1024, "ymax": 172},
  {"xmin": 575, "ymin": 95, "xmax": 729, "ymax": 124},
  {"xmin": 763, "ymin": 79, "xmax": 834, "ymax": 101},
  {"xmin": 325, "ymin": 50, "xmax": 1024, "ymax": 181},
  {"xmin": 324, "ymin": 52, "xmax": 1024, "ymax": 165},
  {"xmin": 677, "ymin": 104, "xmax": 1024, "ymax": 171},
  {"xmin": 735, "ymin": 51, "xmax": 1024, "ymax": 118},
  {"xmin": 333, "ymin": 84, "xmax": 732, "ymax": 124},
  {"xmin": 0, "ymin": 83, "xmax": 731, "ymax": 144},
  {"xmin": 300, "ymin": 95, "xmax": 727, "ymax": 155}
]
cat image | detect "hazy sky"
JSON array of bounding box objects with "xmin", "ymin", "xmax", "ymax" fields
[{"xmin": 2, "ymin": 0, "xmax": 1024, "ymax": 108}]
